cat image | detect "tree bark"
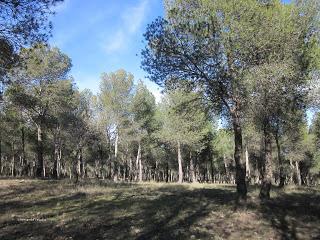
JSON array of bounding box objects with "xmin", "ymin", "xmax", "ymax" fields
[
  {"xmin": 136, "ymin": 141, "xmax": 142, "ymax": 182},
  {"xmin": 289, "ymin": 159, "xmax": 294, "ymax": 184},
  {"xmin": 80, "ymin": 147, "xmax": 84, "ymax": 177},
  {"xmin": 295, "ymin": 161, "xmax": 302, "ymax": 186},
  {"xmin": 36, "ymin": 124, "xmax": 44, "ymax": 178},
  {"xmin": 275, "ymin": 134, "xmax": 285, "ymax": 188},
  {"xmin": 113, "ymin": 130, "xmax": 119, "ymax": 181},
  {"xmin": 245, "ymin": 144, "xmax": 250, "ymax": 182},
  {"xmin": 210, "ymin": 159, "xmax": 214, "ymax": 183},
  {"xmin": 53, "ymin": 140, "xmax": 59, "ymax": 179},
  {"xmin": 166, "ymin": 160, "xmax": 169, "ymax": 183},
  {"xmin": 260, "ymin": 124, "xmax": 273, "ymax": 200},
  {"xmin": 129, "ymin": 156, "xmax": 133, "ymax": 181},
  {"xmin": 177, "ymin": 141, "xmax": 183, "ymax": 183},
  {"xmin": 77, "ymin": 149, "xmax": 81, "ymax": 178},
  {"xmin": 0, "ymin": 137, "xmax": 2, "ymax": 175},
  {"xmin": 21, "ymin": 127, "xmax": 27, "ymax": 175},
  {"xmin": 11, "ymin": 142, "xmax": 15, "ymax": 177},
  {"xmin": 232, "ymin": 113, "xmax": 247, "ymax": 200},
  {"xmin": 223, "ymin": 153, "xmax": 228, "ymax": 183},
  {"xmin": 190, "ymin": 151, "xmax": 197, "ymax": 183},
  {"xmin": 53, "ymin": 127, "xmax": 61, "ymax": 179}
]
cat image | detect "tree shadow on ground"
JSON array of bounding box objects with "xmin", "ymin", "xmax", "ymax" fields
[
  {"xmin": 257, "ymin": 192, "xmax": 320, "ymax": 240},
  {"xmin": 0, "ymin": 181, "xmax": 319, "ymax": 240}
]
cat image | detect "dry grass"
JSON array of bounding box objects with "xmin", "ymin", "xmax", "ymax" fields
[{"xmin": 0, "ymin": 179, "xmax": 319, "ymax": 240}]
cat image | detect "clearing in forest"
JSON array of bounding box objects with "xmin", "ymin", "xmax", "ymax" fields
[{"xmin": 0, "ymin": 180, "xmax": 319, "ymax": 240}]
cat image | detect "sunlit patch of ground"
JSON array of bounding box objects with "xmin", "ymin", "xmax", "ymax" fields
[{"xmin": 0, "ymin": 179, "xmax": 319, "ymax": 240}]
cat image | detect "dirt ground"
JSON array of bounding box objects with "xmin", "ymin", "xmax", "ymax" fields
[{"xmin": 0, "ymin": 179, "xmax": 319, "ymax": 240}]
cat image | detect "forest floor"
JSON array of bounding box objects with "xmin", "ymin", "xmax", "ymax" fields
[{"xmin": 0, "ymin": 179, "xmax": 319, "ymax": 240}]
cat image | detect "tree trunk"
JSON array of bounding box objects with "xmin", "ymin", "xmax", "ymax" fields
[
  {"xmin": 36, "ymin": 124, "xmax": 44, "ymax": 178},
  {"xmin": 77, "ymin": 151, "xmax": 81, "ymax": 177},
  {"xmin": 245, "ymin": 144, "xmax": 250, "ymax": 181},
  {"xmin": 21, "ymin": 127, "xmax": 27, "ymax": 175},
  {"xmin": 114, "ymin": 130, "xmax": 119, "ymax": 181},
  {"xmin": 0, "ymin": 137, "xmax": 2, "ymax": 175},
  {"xmin": 295, "ymin": 161, "xmax": 302, "ymax": 186},
  {"xmin": 210, "ymin": 159, "xmax": 214, "ymax": 183},
  {"xmin": 190, "ymin": 151, "xmax": 197, "ymax": 183},
  {"xmin": 275, "ymin": 134, "xmax": 285, "ymax": 188},
  {"xmin": 232, "ymin": 114, "xmax": 247, "ymax": 200},
  {"xmin": 54, "ymin": 140, "xmax": 59, "ymax": 179},
  {"xmin": 80, "ymin": 147, "xmax": 84, "ymax": 177},
  {"xmin": 53, "ymin": 129, "xmax": 61, "ymax": 179},
  {"xmin": 166, "ymin": 161, "xmax": 169, "ymax": 183},
  {"xmin": 107, "ymin": 134, "xmax": 112, "ymax": 179},
  {"xmin": 136, "ymin": 141, "xmax": 142, "ymax": 182},
  {"xmin": 260, "ymin": 124, "xmax": 273, "ymax": 200},
  {"xmin": 129, "ymin": 157, "xmax": 133, "ymax": 181},
  {"xmin": 58, "ymin": 145, "xmax": 62, "ymax": 177},
  {"xmin": 223, "ymin": 153, "xmax": 228, "ymax": 182},
  {"xmin": 289, "ymin": 159, "xmax": 294, "ymax": 184},
  {"xmin": 11, "ymin": 142, "xmax": 15, "ymax": 177},
  {"xmin": 177, "ymin": 141, "xmax": 183, "ymax": 183}
]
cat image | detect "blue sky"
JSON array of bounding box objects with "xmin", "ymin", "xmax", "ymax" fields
[
  {"xmin": 50, "ymin": 0, "xmax": 164, "ymax": 101},
  {"xmin": 50, "ymin": 0, "xmax": 293, "ymax": 100},
  {"xmin": 49, "ymin": 0, "xmax": 313, "ymax": 124}
]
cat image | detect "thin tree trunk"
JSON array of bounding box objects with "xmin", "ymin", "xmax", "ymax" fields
[
  {"xmin": 232, "ymin": 113, "xmax": 247, "ymax": 200},
  {"xmin": 210, "ymin": 159, "xmax": 214, "ymax": 183},
  {"xmin": 114, "ymin": 130, "xmax": 119, "ymax": 181},
  {"xmin": 11, "ymin": 142, "xmax": 15, "ymax": 177},
  {"xmin": 295, "ymin": 161, "xmax": 302, "ymax": 186},
  {"xmin": 245, "ymin": 144, "xmax": 250, "ymax": 181},
  {"xmin": 177, "ymin": 141, "xmax": 183, "ymax": 183},
  {"xmin": 76, "ymin": 147, "xmax": 82, "ymax": 182},
  {"xmin": 275, "ymin": 133, "xmax": 285, "ymax": 188},
  {"xmin": 139, "ymin": 155, "xmax": 143, "ymax": 182},
  {"xmin": 166, "ymin": 161, "xmax": 169, "ymax": 183},
  {"xmin": 36, "ymin": 124, "xmax": 44, "ymax": 178},
  {"xmin": 190, "ymin": 151, "xmax": 196, "ymax": 183},
  {"xmin": 21, "ymin": 127, "xmax": 27, "ymax": 175},
  {"xmin": 0, "ymin": 137, "xmax": 2, "ymax": 175},
  {"xmin": 54, "ymin": 140, "xmax": 59, "ymax": 179},
  {"xmin": 115, "ymin": 131, "xmax": 118, "ymax": 159},
  {"xmin": 80, "ymin": 147, "xmax": 84, "ymax": 178},
  {"xmin": 58, "ymin": 145, "xmax": 62, "ymax": 178},
  {"xmin": 77, "ymin": 151, "xmax": 81, "ymax": 177},
  {"xmin": 53, "ymin": 128, "xmax": 61, "ymax": 179},
  {"xmin": 129, "ymin": 157, "xmax": 133, "ymax": 181},
  {"xmin": 136, "ymin": 141, "xmax": 142, "ymax": 182},
  {"xmin": 223, "ymin": 153, "xmax": 228, "ymax": 182},
  {"xmin": 260, "ymin": 124, "xmax": 273, "ymax": 200},
  {"xmin": 107, "ymin": 134, "xmax": 112, "ymax": 179},
  {"xmin": 289, "ymin": 159, "xmax": 294, "ymax": 184}
]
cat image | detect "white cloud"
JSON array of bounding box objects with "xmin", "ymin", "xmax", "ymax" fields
[
  {"xmin": 123, "ymin": 0, "xmax": 148, "ymax": 33},
  {"xmin": 103, "ymin": 0, "xmax": 149, "ymax": 54},
  {"xmin": 51, "ymin": 1, "xmax": 111, "ymax": 48},
  {"xmin": 103, "ymin": 30, "xmax": 126, "ymax": 53}
]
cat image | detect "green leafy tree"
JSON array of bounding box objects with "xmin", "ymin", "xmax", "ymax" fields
[
  {"xmin": 99, "ymin": 69, "xmax": 134, "ymax": 180},
  {"xmin": 0, "ymin": 0, "xmax": 64, "ymax": 89},
  {"xmin": 213, "ymin": 129, "xmax": 234, "ymax": 182},
  {"xmin": 157, "ymin": 89, "xmax": 209, "ymax": 183},
  {"xmin": 6, "ymin": 44, "xmax": 71, "ymax": 177},
  {"xmin": 131, "ymin": 81, "xmax": 156, "ymax": 181}
]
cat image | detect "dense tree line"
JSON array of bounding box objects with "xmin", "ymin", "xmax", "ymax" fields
[{"xmin": 0, "ymin": 0, "xmax": 320, "ymax": 201}]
